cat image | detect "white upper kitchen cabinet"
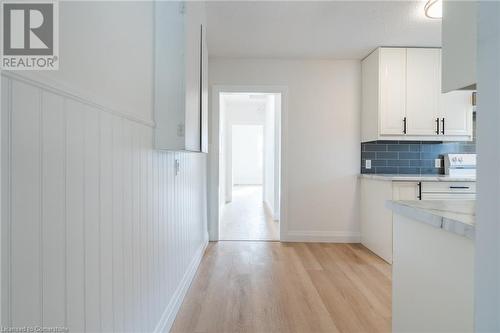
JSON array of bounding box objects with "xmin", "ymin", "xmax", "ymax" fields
[
  {"xmin": 439, "ymin": 91, "xmax": 473, "ymax": 136},
  {"xmin": 362, "ymin": 48, "xmax": 407, "ymax": 139},
  {"xmin": 379, "ymin": 48, "xmax": 407, "ymax": 136},
  {"xmin": 442, "ymin": 0, "xmax": 477, "ymax": 93},
  {"xmin": 154, "ymin": 1, "xmax": 208, "ymax": 152},
  {"xmin": 405, "ymin": 48, "xmax": 441, "ymax": 136},
  {"xmin": 362, "ymin": 47, "xmax": 473, "ymax": 142}
]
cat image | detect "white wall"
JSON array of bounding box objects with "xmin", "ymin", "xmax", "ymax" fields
[
  {"xmin": 1, "ymin": 2, "xmax": 208, "ymax": 332},
  {"xmin": 475, "ymin": 2, "xmax": 500, "ymax": 330},
  {"xmin": 232, "ymin": 125, "xmax": 263, "ymax": 185},
  {"xmin": 210, "ymin": 58, "xmax": 361, "ymax": 242},
  {"xmin": 24, "ymin": 1, "xmax": 154, "ymax": 123}
]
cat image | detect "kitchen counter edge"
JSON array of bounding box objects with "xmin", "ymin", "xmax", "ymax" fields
[{"xmin": 385, "ymin": 200, "xmax": 475, "ymax": 240}]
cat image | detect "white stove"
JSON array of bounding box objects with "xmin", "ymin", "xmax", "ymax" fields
[{"xmin": 444, "ymin": 153, "xmax": 477, "ymax": 178}]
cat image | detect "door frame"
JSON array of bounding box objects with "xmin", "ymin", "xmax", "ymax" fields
[{"xmin": 208, "ymin": 85, "xmax": 288, "ymax": 241}]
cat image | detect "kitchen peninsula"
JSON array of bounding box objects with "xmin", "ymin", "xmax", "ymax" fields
[{"xmin": 387, "ymin": 200, "xmax": 475, "ymax": 332}]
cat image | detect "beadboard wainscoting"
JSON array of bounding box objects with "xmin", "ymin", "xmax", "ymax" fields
[{"xmin": 1, "ymin": 73, "xmax": 208, "ymax": 333}]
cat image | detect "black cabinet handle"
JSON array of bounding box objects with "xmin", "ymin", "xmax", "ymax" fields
[
  {"xmin": 450, "ymin": 186, "xmax": 470, "ymax": 189},
  {"xmin": 403, "ymin": 117, "xmax": 407, "ymax": 134},
  {"xmin": 418, "ymin": 182, "xmax": 422, "ymax": 200},
  {"xmin": 441, "ymin": 118, "xmax": 445, "ymax": 135},
  {"xmin": 435, "ymin": 118, "xmax": 440, "ymax": 134}
]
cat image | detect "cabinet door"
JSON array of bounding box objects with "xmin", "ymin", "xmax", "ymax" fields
[
  {"xmin": 406, "ymin": 48, "xmax": 441, "ymax": 136},
  {"xmin": 154, "ymin": 1, "xmax": 186, "ymax": 150},
  {"xmin": 184, "ymin": 2, "xmax": 203, "ymax": 151},
  {"xmin": 379, "ymin": 48, "xmax": 407, "ymax": 136},
  {"xmin": 200, "ymin": 24, "xmax": 208, "ymax": 153},
  {"xmin": 361, "ymin": 49, "xmax": 380, "ymax": 142},
  {"xmin": 392, "ymin": 182, "xmax": 419, "ymax": 200},
  {"xmin": 439, "ymin": 91, "xmax": 473, "ymax": 137},
  {"xmin": 361, "ymin": 179, "xmax": 394, "ymax": 263}
]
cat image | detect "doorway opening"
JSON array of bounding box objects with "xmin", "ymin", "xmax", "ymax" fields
[{"xmin": 218, "ymin": 92, "xmax": 281, "ymax": 241}]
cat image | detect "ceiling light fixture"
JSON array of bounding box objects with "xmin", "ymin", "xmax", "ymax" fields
[{"xmin": 424, "ymin": 0, "xmax": 443, "ymax": 19}]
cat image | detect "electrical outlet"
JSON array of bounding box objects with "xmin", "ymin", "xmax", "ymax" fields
[
  {"xmin": 365, "ymin": 160, "xmax": 372, "ymax": 169},
  {"xmin": 435, "ymin": 159, "xmax": 442, "ymax": 168}
]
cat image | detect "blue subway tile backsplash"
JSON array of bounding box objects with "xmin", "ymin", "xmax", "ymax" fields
[
  {"xmin": 360, "ymin": 140, "xmax": 476, "ymax": 175},
  {"xmin": 376, "ymin": 152, "xmax": 398, "ymax": 160}
]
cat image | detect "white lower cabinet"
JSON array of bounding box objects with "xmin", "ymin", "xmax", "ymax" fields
[
  {"xmin": 361, "ymin": 177, "xmax": 476, "ymax": 263},
  {"xmin": 361, "ymin": 179, "xmax": 419, "ymax": 263},
  {"xmin": 392, "ymin": 181, "xmax": 420, "ymax": 201}
]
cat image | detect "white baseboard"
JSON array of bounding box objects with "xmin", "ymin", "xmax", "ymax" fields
[
  {"xmin": 283, "ymin": 230, "xmax": 361, "ymax": 243},
  {"xmin": 154, "ymin": 235, "xmax": 209, "ymax": 333}
]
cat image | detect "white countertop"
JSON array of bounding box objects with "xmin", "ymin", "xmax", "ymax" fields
[
  {"xmin": 359, "ymin": 174, "xmax": 476, "ymax": 182},
  {"xmin": 386, "ymin": 200, "xmax": 475, "ymax": 240}
]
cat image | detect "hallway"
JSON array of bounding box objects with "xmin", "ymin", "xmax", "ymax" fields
[
  {"xmin": 171, "ymin": 241, "xmax": 392, "ymax": 333},
  {"xmin": 220, "ymin": 185, "xmax": 279, "ymax": 240}
]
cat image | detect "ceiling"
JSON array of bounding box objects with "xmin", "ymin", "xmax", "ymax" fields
[{"xmin": 206, "ymin": 1, "xmax": 442, "ymax": 60}]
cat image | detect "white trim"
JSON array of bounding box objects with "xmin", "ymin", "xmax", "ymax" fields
[
  {"xmin": 263, "ymin": 200, "xmax": 274, "ymax": 221},
  {"xmin": 208, "ymin": 85, "xmax": 288, "ymax": 242},
  {"xmin": 153, "ymin": 234, "xmax": 208, "ymax": 333},
  {"xmin": 284, "ymin": 231, "xmax": 361, "ymax": 243},
  {"xmin": 0, "ymin": 71, "xmax": 155, "ymax": 128}
]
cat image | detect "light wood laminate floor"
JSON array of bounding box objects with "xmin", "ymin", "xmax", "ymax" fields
[
  {"xmin": 220, "ymin": 186, "xmax": 279, "ymax": 241},
  {"xmin": 171, "ymin": 241, "xmax": 391, "ymax": 333}
]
